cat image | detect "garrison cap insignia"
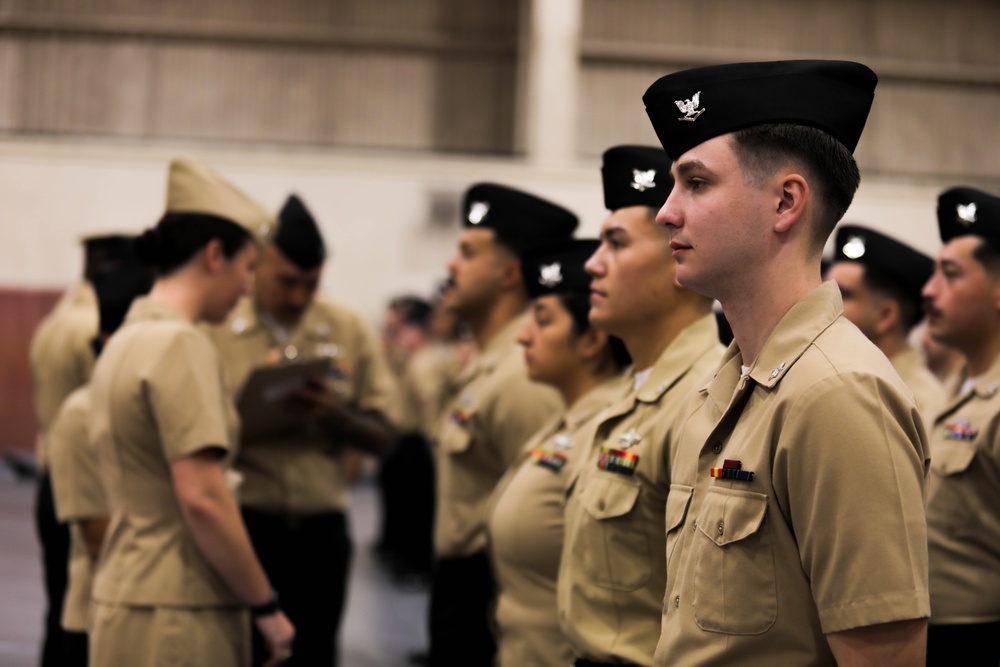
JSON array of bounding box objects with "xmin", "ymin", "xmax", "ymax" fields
[
  {"xmin": 956, "ymin": 202, "xmax": 977, "ymax": 226},
  {"xmin": 468, "ymin": 201, "xmax": 490, "ymax": 225},
  {"xmin": 538, "ymin": 262, "xmax": 563, "ymax": 287},
  {"xmin": 631, "ymin": 169, "xmax": 657, "ymax": 192},
  {"xmin": 841, "ymin": 235, "xmax": 866, "ymax": 259},
  {"xmin": 674, "ymin": 91, "xmax": 705, "ymax": 122}
]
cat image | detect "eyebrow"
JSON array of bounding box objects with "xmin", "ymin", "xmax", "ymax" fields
[
  {"xmin": 602, "ymin": 226, "xmax": 627, "ymax": 241},
  {"xmin": 673, "ymin": 159, "xmax": 711, "ymax": 178}
]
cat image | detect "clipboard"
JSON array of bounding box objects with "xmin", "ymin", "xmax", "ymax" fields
[{"xmin": 235, "ymin": 357, "xmax": 331, "ymax": 442}]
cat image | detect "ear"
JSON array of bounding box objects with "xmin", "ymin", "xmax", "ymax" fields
[
  {"xmin": 773, "ymin": 173, "xmax": 809, "ymax": 235},
  {"xmin": 497, "ymin": 255, "xmax": 523, "ymax": 291},
  {"xmin": 873, "ymin": 297, "xmax": 901, "ymax": 336},
  {"xmin": 202, "ymin": 238, "xmax": 226, "ymax": 274},
  {"xmin": 575, "ymin": 326, "xmax": 609, "ymax": 361}
]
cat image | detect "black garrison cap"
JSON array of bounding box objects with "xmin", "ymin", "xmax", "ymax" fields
[
  {"xmin": 601, "ymin": 145, "xmax": 674, "ymax": 211},
  {"xmin": 92, "ymin": 262, "xmax": 154, "ymax": 335},
  {"xmin": 462, "ymin": 183, "xmax": 578, "ymax": 254},
  {"xmin": 937, "ymin": 187, "xmax": 1000, "ymax": 245},
  {"xmin": 274, "ymin": 194, "xmax": 326, "ymax": 270},
  {"xmin": 521, "ymin": 238, "xmax": 599, "ymax": 300},
  {"xmin": 833, "ymin": 224, "xmax": 933, "ymax": 314},
  {"xmin": 643, "ymin": 60, "xmax": 878, "ymax": 159}
]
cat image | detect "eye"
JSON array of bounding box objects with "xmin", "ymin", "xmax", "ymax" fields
[{"xmin": 688, "ymin": 178, "xmax": 707, "ymax": 191}]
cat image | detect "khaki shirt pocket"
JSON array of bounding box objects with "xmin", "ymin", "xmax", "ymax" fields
[
  {"xmin": 665, "ymin": 484, "xmax": 694, "ymax": 565},
  {"xmin": 693, "ymin": 487, "xmax": 776, "ymax": 635},
  {"xmin": 578, "ymin": 475, "xmax": 649, "ymax": 591},
  {"xmin": 929, "ymin": 439, "xmax": 977, "ymax": 477}
]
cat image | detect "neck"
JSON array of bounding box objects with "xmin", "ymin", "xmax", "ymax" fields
[
  {"xmin": 467, "ymin": 293, "xmax": 527, "ymax": 349},
  {"xmin": 147, "ymin": 272, "xmax": 203, "ymax": 323},
  {"xmin": 875, "ymin": 332, "xmax": 908, "ymax": 361},
  {"xmin": 619, "ymin": 302, "xmax": 707, "ymax": 371},
  {"xmin": 963, "ymin": 336, "xmax": 1000, "ymax": 378},
  {"xmin": 557, "ymin": 359, "xmax": 619, "ymax": 408},
  {"xmin": 719, "ymin": 270, "xmax": 820, "ymax": 366}
]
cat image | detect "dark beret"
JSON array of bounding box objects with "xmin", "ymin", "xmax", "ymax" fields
[
  {"xmin": 521, "ymin": 238, "xmax": 599, "ymax": 300},
  {"xmin": 601, "ymin": 145, "xmax": 674, "ymax": 212},
  {"xmin": 832, "ymin": 224, "xmax": 932, "ymax": 313},
  {"xmin": 463, "ymin": 183, "xmax": 577, "ymax": 254},
  {"xmin": 643, "ymin": 60, "xmax": 877, "ymax": 159},
  {"xmin": 274, "ymin": 194, "xmax": 326, "ymax": 270},
  {"xmin": 937, "ymin": 187, "xmax": 1000, "ymax": 245}
]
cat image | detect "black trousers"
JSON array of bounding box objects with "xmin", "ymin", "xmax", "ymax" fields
[
  {"xmin": 376, "ymin": 432, "xmax": 435, "ymax": 577},
  {"xmin": 927, "ymin": 621, "xmax": 1000, "ymax": 667},
  {"xmin": 243, "ymin": 508, "xmax": 352, "ymax": 667},
  {"xmin": 428, "ymin": 552, "xmax": 496, "ymax": 667},
  {"xmin": 35, "ymin": 472, "xmax": 87, "ymax": 667}
]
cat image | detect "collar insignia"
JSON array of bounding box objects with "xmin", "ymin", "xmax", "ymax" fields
[
  {"xmin": 956, "ymin": 202, "xmax": 977, "ymax": 226},
  {"xmin": 842, "ymin": 235, "xmax": 866, "ymax": 259},
  {"xmin": 538, "ymin": 262, "xmax": 563, "ymax": 287},
  {"xmin": 631, "ymin": 169, "xmax": 657, "ymax": 192},
  {"xmin": 468, "ymin": 201, "xmax": 490, "ymax": 225},
  {"xmin": 618, "ymin": 427, "xmax": 642, "ymax": 449},
  {"xmin": 675, "ymin": 91, "xmax": 705, "ymax": 122}
]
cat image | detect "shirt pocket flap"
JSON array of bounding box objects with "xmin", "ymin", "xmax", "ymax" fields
[
  {"xmin": 581, "ymin": 476, "xmax": 641, "ymax": 520},
  {"xmin": 697, "ymin": 487, "xmax": 768, "ymax": 547},
  {"xmin": 439, "ymin": 419, "xmax": 473, "ymax": 455},
  {"xmin": 930, "ymin": 441, "xmax": 977, "ymax": 476},
  {"xmin": 665, "ymin": 484, "xmax": 694, "ymax": 533}
]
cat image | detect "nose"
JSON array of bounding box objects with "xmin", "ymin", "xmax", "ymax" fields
[
  {"xmin": 656, "ymin": 191, "xmax": 680, "ymax": 229},
  {"xmin": 584, "ymin": 246, "xmax": 603, "ymax": 278},
  {"xmin": 515, "ymin": 318, "xmax": 534, "ymax": 347},
  {"xmin": 921, "ymin": 271, "xmax": 939, "ymax": 300}
]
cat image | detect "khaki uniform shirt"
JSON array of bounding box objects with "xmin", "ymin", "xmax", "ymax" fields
[
  {"xmin": 434, "ymin": 314, "xmax": 563, "ymax": 558},
  {"xmin": 48, "ymin": 387, "xmax": 105, "ymax": 631},
  {"xmin": 559, "ymin": 314, "xmax": 723, "ymax": 666},
  {"xmin": 488, "ymin": 376, "xmax": 628, "ymax": 667},
  {"xmin": 892, "ymin": 346, "xmax": 946, "ymax": 431},
  {"xmin": 927, "ymin": 355, "xmax": 1000, "ymax": 624},
  {"xmin": 90, "ymin": 298, "xmax": 241, "ymax": 607},
  {"xmin": 207, "ymin": 296, "xmax": 396, "ymax": 513},
  {"xmin": 29, "ymin": 282, "xmax": 98, "ymax": 466},
  {"xmin": 654, "ymin": 283, "xmax": 930, "ymax": 667}
]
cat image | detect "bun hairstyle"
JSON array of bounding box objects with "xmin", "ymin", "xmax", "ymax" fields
[{"xmin": 134, "ymin": 212, "xmax": 253, "ymax": 276}]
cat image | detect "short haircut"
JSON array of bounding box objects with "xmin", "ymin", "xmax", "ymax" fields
[
  {"xmin": 389, "ymin": 295, "xmax": 433, "ymax": 329},
  {"xmin": 972, "ymin": 237, "xmax": 1000, "ymax": 277},
  {"xmin": 729, "ymin": 123, "xmax": 861, "ymax": 255},
  {"xmin": 861, "ymin": 267, "xmax": 923, "ymax": 333}
]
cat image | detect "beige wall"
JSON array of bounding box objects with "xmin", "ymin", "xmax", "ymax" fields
[
  {"xmin": 0, "ymin": 138, "xmax": 956, "ymax": 322},
  {"xmin": 2, "ymin": 0, "xmax": 999, "ymax": 322}
]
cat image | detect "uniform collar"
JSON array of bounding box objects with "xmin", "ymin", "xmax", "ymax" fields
[
  {"xmin": 635, "ymin": 313, "xmax": 720, "ymax": 403},
  {"xmin": 124, "ymin": 296, "xmax": 189, "ymax": 324},
  {"xmin": 565, "ymin": 374, "xmax": 631, "ymax": 431},
  {"xmin": 744, "ymin": 281, "xmax": 842, "ymax": 388},
  {"xmin": 224, "ymin": 297, "xmax": 333, "ymax": 341},
  {"xmin": 478, "ymin": 312, "xmax": 530, "ymax": 373},
  {"xmin": 890, "ymin": 346, "xmax": 923, "ymax": 377},
  {"xmin": 956, "ymin": 354, "xmax": 1000, "ymax": 401}
]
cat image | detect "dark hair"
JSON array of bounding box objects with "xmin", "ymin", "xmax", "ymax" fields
[
  {"xmin": 972, "ymin": 237, "xmax": 1000, "ymax": 277},
  {"xmin": 861, "ymin": 268, "xmax": 923, "ymax": 333},
  {"xmin": 389, "ymin": 295, "xmax": 433, "ymax": 329},
  {"xmin": 133, "ymin": 212, "xmax": 253, "ymax": 276},
  {"xmin": 730, "ymin": 123, "xmax": 861, "ymax": 254},
  {"xmin": 558, "ymin": 292, "xmax": 631, "ymax": 370}
]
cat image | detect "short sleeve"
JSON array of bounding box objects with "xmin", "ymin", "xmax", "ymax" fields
[
  {"xmin": 48, "ymin": 388, "xmax": 108, "ymax": 521},
  {"xmin": 146, "ymin": 330, "xmax": 232, "ymax": 462},
  {"xmin": 776, "ymin": 372, "xmax": 930, "ymax": 632}
]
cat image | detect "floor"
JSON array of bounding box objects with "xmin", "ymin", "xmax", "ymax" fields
[{"xmin": 0, "ymin": 463, "xmax": 429, "ymax": 667}]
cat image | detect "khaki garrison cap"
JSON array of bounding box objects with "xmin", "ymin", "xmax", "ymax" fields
[{"xmin": 166, "ymin": 157, "xmax": 274, "ymax": 243}]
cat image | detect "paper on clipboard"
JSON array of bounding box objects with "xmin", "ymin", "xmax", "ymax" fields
[{"xmin": 235, "ymin": 357, "xmax": 331, "ymax": 442}]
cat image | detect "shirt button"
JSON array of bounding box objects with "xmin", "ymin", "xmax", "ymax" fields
[
  {"xmin": 717, "ymin": 520, "xmax": 724, "ymax": 536},
  {"xmin": 712, "ymin": 442, "xmax": 722, "ymax": 454},
  {"xmin": 284, "ymin": 345, "xmax": 299, "ymax": 360},
  {"xmin": 597, "ymin": 499, "xmax": 606, "ymax": 511},
  {"xmin": 692, "ymin": 519, "xmax": 697, "ymax": 531},
  {"xmin": 674, "ymin": 595, "xmax": 680, "ymax": 608}
]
